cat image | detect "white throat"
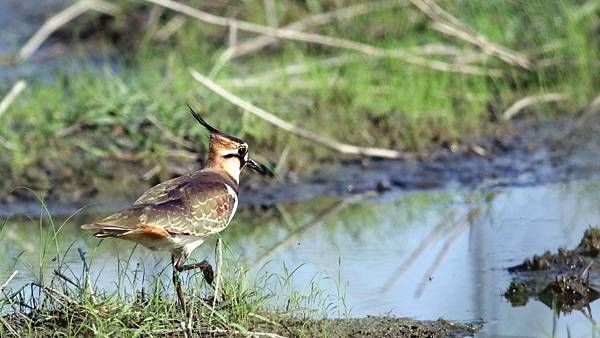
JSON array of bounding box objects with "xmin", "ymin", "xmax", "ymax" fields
[{"xmin": 221, "ymin": 160, "xmax": 241, "ymax": 183}]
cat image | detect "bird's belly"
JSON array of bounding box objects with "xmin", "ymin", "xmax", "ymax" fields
[{"xmin": 138, "ymin": 234, "xmax": 204, "ymax": 254}]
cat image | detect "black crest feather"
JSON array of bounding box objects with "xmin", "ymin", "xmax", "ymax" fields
[{"xmin": 187, "ymin": 104, "xmax": 221, "ymax": 134}]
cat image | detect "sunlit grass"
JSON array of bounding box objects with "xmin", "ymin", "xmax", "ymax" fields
[{"xmin": 0, "ymin": 198, "xmax": 348, "ymax": 337}]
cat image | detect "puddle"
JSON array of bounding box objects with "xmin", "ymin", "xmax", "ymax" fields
[{"xmin": 3, "ymin": 179, "xmax": 600, "ymax": 336}]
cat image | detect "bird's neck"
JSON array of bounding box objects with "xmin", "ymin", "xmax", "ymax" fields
[{"xmin": 205, "ymin": 158, "xmax": 240, "ymax": 184}]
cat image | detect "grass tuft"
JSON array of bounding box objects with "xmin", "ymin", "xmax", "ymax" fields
[{"xmin": 0, "ymin": 199, "xmax": 343, "ymax": 337}]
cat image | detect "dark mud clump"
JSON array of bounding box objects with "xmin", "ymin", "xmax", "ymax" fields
[
  {"xmin": 504, "ymin": 276, "xmax": 600, "ymax": 313},
  {"xmin": 508, "ymin": 227, "xmax": 600, "ymax": 274},
  {"xmin": 576, "ymin": 227, "xmax": 600, "ymax": 257},
  {"xmin": 506, "ymin": 227, "xmax": 600, "ymax": 314},
  {"xmin": 504, "ymin": 281, "xmax": 529, "ymax": 307},
  {"xmin": 505, "ymin": 275, "xmax": 599, "ymax": 313},
  {"xmin": 277, "ymin": 316, "xmax": 481, "ymax": 338},
  {"xmin": 538, "ymin": 275, "xmax": 599, "ymax": 313}
]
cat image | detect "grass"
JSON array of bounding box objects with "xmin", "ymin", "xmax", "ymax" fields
[
  {"xmin": 0, "ymin": 186, "xmax": 491, "ymax": 337},
  {"xmin": 0, "ymin": 0, "xmax": 599, "ymax": 199},
  {"xmin": 0, "ymin": 199, "xmax": 346, "ymax": 337}
]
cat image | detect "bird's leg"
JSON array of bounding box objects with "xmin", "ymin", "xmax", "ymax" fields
[
  {"xmin": 175, "ymin": 259, "xmax": 214, "ymax": 285},
  {"xmin": 171, "ymin": 254, "xmax": 187, "ymax": 312}
]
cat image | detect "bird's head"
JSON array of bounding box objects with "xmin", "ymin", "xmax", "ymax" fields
[{"xmin": 188, "ymin": 105, "xmax": 271, "ymax": 182}]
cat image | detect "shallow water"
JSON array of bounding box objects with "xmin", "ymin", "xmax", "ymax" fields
[{"xmin": 2, "ymin": 179, "xmax": 600, "ymax": 337}]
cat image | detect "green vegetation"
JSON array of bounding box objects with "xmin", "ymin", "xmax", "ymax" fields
[
  {"xmin": 1, "ymin": 0, "xmax": 599, "ymax": 200},
  {"xmin": 0, "ymin": 200, "xmax": 341, "ymax": 336},
  {"xmin": 0, "ymin": 193, "xmax": 484, "ymax": 337}
]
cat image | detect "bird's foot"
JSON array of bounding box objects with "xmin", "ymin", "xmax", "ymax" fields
[{"xmin": 175, "ymin": 260, "xmax": 214, "ymax": 284}]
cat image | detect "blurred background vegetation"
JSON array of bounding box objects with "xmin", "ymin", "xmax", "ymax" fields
[{"xmin": 0, "ymin": 0, "xmax": 598, "ymax": 201}]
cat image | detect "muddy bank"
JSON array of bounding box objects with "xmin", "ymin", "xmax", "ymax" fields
[
  {"xmin": 4, "ymin": 313, "xmax": 480, "ymax": 338},
  {"xmin": 3, "ymin": 114, "xmax": 600, "ymax": 217},
  {"xmin": 505, "ymin": 228, "xmax": 600, "ymax": 314},
  {"xmin": 278, "ymin": 316, "xmax": 481, "ymax": 338}
]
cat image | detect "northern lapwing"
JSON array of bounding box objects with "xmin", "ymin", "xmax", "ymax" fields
[{"xmin": 81, "ymin": 105, "xmax": 271, "ymax": 310}]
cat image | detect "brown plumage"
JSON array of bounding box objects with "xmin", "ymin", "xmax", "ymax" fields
[
  {"xmin": 81, "ymin": 170, "xmax": 238, "ymax": 256},
  {"xmin": 81, "ymin": 106, "xmax": 270, "ymax": 310}
]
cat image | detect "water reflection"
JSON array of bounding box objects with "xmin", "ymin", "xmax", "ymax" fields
[{"xmin": 2, "ymin": 180, "xmax": 600, "ymax": 336}]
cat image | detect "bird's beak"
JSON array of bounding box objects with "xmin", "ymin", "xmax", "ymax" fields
[{"xmin": 245, "ymin": 158, "xmax": 273, "ymax": 176}]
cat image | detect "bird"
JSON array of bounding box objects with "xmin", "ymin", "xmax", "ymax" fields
[{"xmin": 81, "ymin": 105, "xmax": 271, "ymax": 310}]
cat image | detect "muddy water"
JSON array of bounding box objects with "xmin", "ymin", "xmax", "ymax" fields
[{"xmin": 2, "ymin": 179, "xmax": 600, "ymax": 337}]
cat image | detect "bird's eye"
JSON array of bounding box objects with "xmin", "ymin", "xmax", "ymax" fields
[{"xmin": 238, "ymin": 147, "xmax": 247, "ymax": 156}]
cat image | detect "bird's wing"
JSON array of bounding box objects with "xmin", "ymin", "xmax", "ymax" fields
[
  {"xmin": 133, "ymin": 173, "xmax": 194, "ymax": 205},
  {"xmin": 86, "ymin": 181, "xmax": 237, "ymax": 238},
  {"xmin": 173, "ymin": 180, "xmax": 238, "ymax": 236}
]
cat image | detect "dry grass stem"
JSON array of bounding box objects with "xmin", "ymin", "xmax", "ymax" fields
[
  {"xmin": 409, "ymin": 0, "xmax": 532, "ymax": 69},
  {"xmin": 502, "ymin": 92, "xmax": 566, "ymax": 120},
  {"xmin": 154, "ymin": 15, "xmax": 187, "ymax": 41},
  {"xmin": 410, "ymin": 43, "xmax": 489, "ymax": 64},
  {"xmin": 148, "ymin": 0, "xmax": 495, "ymax": 75},
  {"xmin": 263, "ymin": 0, "xmax": 278, "ymax": 27},
  {"xmin": 209, "ymin": 41, "xmax": 237, "ymax": 78},
  {"xmin": 18, "ymin": 0, "xmax": 120, "ymax": 61},
  {"xmin": 0, "ymin": 80, "xmax": 27, "ymax": 118},
  {"xmin": 228, "ymin": 21, "xmax": 238, "ymax": 47},
  {"xmin": 226, "ymin": 54, "xmax": 361, "ymax": 87},
  {"xmin": 228, "ymin": 44, "xmax": 491, "ymax": 88},
  {"xmin": 0, "ymin": 271, "xmax": 18, "ymax": 292},
  {"xmin": 0, "ymin": 315, "xmax": 17, "ymax": 336},
  {"xmin": 572, "ymin": 94, "xmax": 600, "ymax": 131},
  {"xmin": 213, "ymin": 238, "xmax": 223, "ymax": 306},
  {"xmin": 145, "ymin": 112, "xmax": 197, "ymax": 149},
  {"xmin": 207, "ymin": 327, "xmax": 287, "ymax": 338},
  {"xmin": 230, "ymin": 0, "xmax": 409, "ymax": 60},
  {"xmin": 190, "ymin": 68, "xmax": 409, "ymax": 159}
]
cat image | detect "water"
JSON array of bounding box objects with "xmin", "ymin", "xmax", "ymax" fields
[
  {"xmin": 2, "ymin": 179, "xmax": 600, "ymax": 337},
  {"xmin": 0, "ymin": 0, "xmax": 118, "ymax": 83}
]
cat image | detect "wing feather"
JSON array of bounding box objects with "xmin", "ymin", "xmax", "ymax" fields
[
  {"xmin": 86, "ymin": 181, "xmax": 237, "ymax": 238},
  {"xmin": 134, "ymin": 173, "xmax": 195, "ymax": 205}
]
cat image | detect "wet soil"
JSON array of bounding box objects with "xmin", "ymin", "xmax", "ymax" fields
[
  {"xmin": 4, "ymin": 314, "xmax": 480, "ymax": 338},
  {"xmin": 506, "ymin": 228, "xmax": 600, "ymax": 314},
  {"xmin": 508, "ymin": 228, "xmax": 600, "ymax": 274},
  {"xmin": 272, "ymin": 317, "xmax": 481, "ymax": 338},
  {"xmin": 3, "ymin": 113, "xmax": 600, "ymax": 218}
]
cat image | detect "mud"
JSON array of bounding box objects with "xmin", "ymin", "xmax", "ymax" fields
[
  {"xmin": 4, "ymin": 114, "xmax": 600, "ymax": 218},
  {"xmin": 505, "ymin": 275, "xmax": 599, "ymax": 314},
  {"xmin": 506, "ymin": 228, "xmax": 600, "ymax": 314},
  {"xmin": 276, "ymin": 316, "xmax": 481, "ymax": 338},
  {"xmin": 508, "ymin": 228, "xmax": 600, "ymax": 274}
]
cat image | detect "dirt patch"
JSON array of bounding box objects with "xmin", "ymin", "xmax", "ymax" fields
[{"xmin": 276, "ymin": 316, "xmax": 481, "ymax": 338}]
